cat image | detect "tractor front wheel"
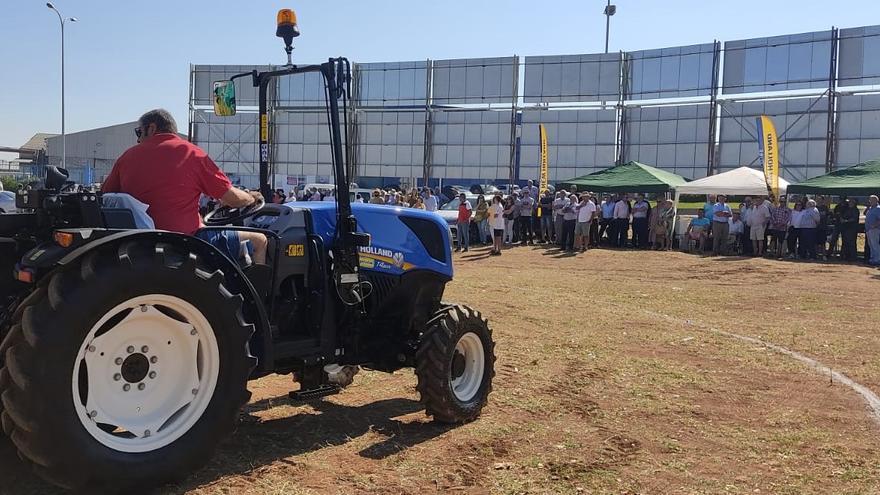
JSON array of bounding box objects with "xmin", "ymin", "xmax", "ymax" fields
[
  {"xmin": 415, "ymin": 304, "xmax": 495, "ymax": 423},
  {"xmin": 0, "ymin": 241, "xmax": 255, "ymax": 491}
]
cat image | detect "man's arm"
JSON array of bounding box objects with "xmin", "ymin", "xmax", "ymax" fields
[{"xmin": 220, "ymin": 186, "xmax": 259, "ymax": 208}]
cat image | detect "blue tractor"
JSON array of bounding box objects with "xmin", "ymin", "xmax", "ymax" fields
[{"xmin": 0, "ymin": 10, "xmax": 495, "ymax": 491}]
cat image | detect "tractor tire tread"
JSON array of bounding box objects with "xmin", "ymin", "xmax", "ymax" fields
[
  {"xmin": 415, "ymin": 304, "xmax": 496, "ymax": 424},
  {"xmin": 0, "ymin": 240, "xmax": 256, "ymax": 491}
]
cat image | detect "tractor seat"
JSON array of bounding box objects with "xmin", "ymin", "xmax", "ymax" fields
[{"xmin": 101, "ymin": 193, "xmax": 155, "ymax": 229}]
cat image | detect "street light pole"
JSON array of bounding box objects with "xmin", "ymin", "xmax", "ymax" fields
[
  {"xmin": 603, "ymin": 1, "xmax": 616, "ymax": 54},
  {"xmin": 46, "ymin": 3, "xmax": 77, "ymax": 169}
]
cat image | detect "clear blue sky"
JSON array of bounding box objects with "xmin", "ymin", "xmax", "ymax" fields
[{"xmin": 1, "ymin": 0, "xmax": 876, "ymax": 158}]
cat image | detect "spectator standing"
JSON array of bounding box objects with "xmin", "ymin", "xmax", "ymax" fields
[
  {"xmin": 748, "ymin": 196, "xmax": 771, "ymax": 257},
  {"xmin": 654, "ymin": 199, "xmax": 675, "ymax": 250},
  {"xmin": 588, "ymin": 195, "xmax": 601, "ymax": 247},
  {"xmin": 553, "ymin": 191, "xmax": 566, "ymax": 246},
  {"xmin": 455, "ymin": 192, "xmax": 473, "ymax": 252},
  {"xmin": 839, "ymin": 198, "xmax": 860, "ymax": 261},
  {"xmin": 489, "ymin": 195, "xmax": 505, "ymax": 255},
  {"xmin": 827, "ymin": 196, "xmax": 845, "ymax": 257},
  {"xmin": 613, "ymin": 194, "xmax": 631, "ymax": 248},
  {"xmin": 799, "ymin": 199, "xmax": 821, "ymax": 260},
  {"xmin": 787, "ymin": 202, "xmax": 804, "ymax": 259},
  {"xmin": 369, "ymin": 189, "xmax": 385, "ymax": 204},
  {"xmin": 503, "ymin": 196, "xmax": 516, "ymax": 245},
  {"xmin": 865, "ymin": 195, "xmax": 880, "ymax": 266},
  {"xmin": 423, "ymin": 188, "xmax": 438, "ymax": 212},
  {"xmin": 474, "ymin": 195, "xmax": 489, "ymax": 245},
  {"xmin": 309, "ymin": 187, "xmax": 322, "ymax": 201},
  {"xmin": 539, "ymin": 190, "xmax": 554, "ymax": 243},
  {"xmin": 740, "ymin": 197, "xmax": 753, "ymax": 255},
  {"xmin": 575, "ymin": 194, "xmax": 597, "ymax": 252},
  {"xmin": 560, "ymin": 194, "xmax": 579, "ymax": 251},
  {"xmin": 272, "ymin": 189, "xmax": 287, "ymax": 204},
  {"xmin": 323, "ymin": 189, "xmax": 336, "ymax": 202},
  {"xmin": 703, "ymin": 195, "xmax": 716, "ymax": 225},
  {"xmin": 599, "ymin": 194, "xmax": 616, "ymax": 246},
  {"xmin": 519, "ymin": 190, "xmax": 535, "ymax": 245},
  {"xmin": 816, "ymin": 196, "xmax": 830, "ymax": 260},
  {"xmin": 768, "ymin": 198, "xmax": 791, "ymax": 260},
  {"xmin": 711, "ymin": 195, "xmax": 732, "ymax": 255},
  {"xmin": 631, "ymin": 194, "xmax": 650, "ymax": 248},
  {"xmin": 354, "ymin": 193, "xmax": 364, "ymax": 203}
]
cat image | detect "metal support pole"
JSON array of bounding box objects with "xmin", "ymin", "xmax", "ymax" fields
[
  {"xmin": 825, "ymin": 27, "xmax": 839, "ymax": 173},
  {"xmin": 422, "ymin": 59, "xmax": 433, "ymax": 185},
  {"xmin": 604, "ymin": 0, "xmax": 611, "ymax": 54},
  {"xmin": 47, "ymin": 4, "xmax": 75, "ymax": 169},
  {"xmin": 508, "ymin": 56, "xmax": 520, "ymax": 186},
  {"xmin": 615, "ymin": 51, "xmax": 627, "ymax": 165},
  {"xmin": 706, "ymin": 41, "xmax": 722, "ymax": 176}
]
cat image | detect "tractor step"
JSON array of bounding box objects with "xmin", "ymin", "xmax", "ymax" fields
[{"xmin": 289, "ymin": 384, "xmax": 341, "ymax": 402}]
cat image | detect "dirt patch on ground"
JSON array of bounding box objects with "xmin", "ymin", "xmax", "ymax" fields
[{"xmin": 2, "ymin": 245, "xmax": 880, "ymax": 494}]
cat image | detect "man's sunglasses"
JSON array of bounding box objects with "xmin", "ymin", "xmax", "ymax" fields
[{"xmin": 134, "ymin": 127, "xmax": 145, "ymax": 138}]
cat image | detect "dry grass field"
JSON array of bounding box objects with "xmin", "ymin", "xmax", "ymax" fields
[{"xmin": 2, "ymin": 245, "xmax": 880, "ymax": 494}]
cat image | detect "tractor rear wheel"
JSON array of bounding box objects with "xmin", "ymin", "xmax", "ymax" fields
[
  {"xmin": 0, "ymin": 241, "xmax": 255, "ymax": 490},
  {"xmin": 415, "ymin": 304, "xmax": 495, "ymax": 423}
]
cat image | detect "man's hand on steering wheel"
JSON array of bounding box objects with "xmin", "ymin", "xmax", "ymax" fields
[{"xmin": 203, "ymin": 187, "xmax": 267, "ymax": 226}]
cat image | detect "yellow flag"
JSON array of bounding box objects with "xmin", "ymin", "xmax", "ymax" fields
[
  {"xmin": 538, "ymin": 124, "xmax": 549, "ymax": 218},
  {"xmin": 757, "ymin": 115, "xmax": 780, "ymax": 201}
]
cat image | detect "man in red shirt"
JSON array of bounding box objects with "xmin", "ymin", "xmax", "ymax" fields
[{"xmin": 102, "ymin": 109, "xmax": 267, "ymax": 263}]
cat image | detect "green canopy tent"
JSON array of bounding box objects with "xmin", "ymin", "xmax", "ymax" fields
[
  {"xmin": 557, "ymin": 161, "xmax": 688, "ymax": 193},
  {"xmin": 788, "ymin": 159, "xmax": 880, "ymax": 196}
]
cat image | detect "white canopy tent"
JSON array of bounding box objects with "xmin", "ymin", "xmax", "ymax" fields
[
  {"xmin": 674, "ymin": 166, "xmax": 789, "ymax": 200},
  {"xmin": 671, "ymin": 167, "xmax": 789, "ymax": 243}
]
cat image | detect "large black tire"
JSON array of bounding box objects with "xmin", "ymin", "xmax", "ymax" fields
[
  {"xmin": 415, "ymin": 304, "xmax": 495, "ymax": 423},
  {"xmin": 0, "ymin": 241, "xmax": 255, "ymax": 491}
]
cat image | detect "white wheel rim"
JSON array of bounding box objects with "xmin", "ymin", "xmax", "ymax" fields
[
  {"xmin": 450, "ymin": 332, "xmax": 485, "ymax": 402},
  {"xmin": 71, "ymin": 295, "xmax": 220, "ymax": 453}
]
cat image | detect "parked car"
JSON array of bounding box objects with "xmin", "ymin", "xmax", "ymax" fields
[
  {"xmin": 437, "ymin": 194, "xmax": 493, "ymax": 245},
  {"xmin": 0, "ymin": 191, "xmax": 16, "ymax": 213},
  {"xmin": 469, "ymin": 184, "xmax": 501, "ymax": 196}
]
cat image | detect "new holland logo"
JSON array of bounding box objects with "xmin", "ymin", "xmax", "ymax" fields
[{"xmin": 391, "ymin": 252, "xmax": 405, "ymax": 268}]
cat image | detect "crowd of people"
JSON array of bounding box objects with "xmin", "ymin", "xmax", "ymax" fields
[
  {"xmin": 449, "ymin": 188, "xmax": 880, "ymax": 266},
  {"xmin": 203, "ymin": 181, "xmax": 880, "ymax": 267}
]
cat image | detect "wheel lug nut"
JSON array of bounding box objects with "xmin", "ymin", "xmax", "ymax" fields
[
  {"xmin": 150, "ymin": 356, "xmax": 158, "ymax": 364},
  {"xmin": 144, "ymin": 430, "xmax": 151, "ymax": 438},
  {"xmin": 140, "ymin": 305, "xmax": 148, "ymax": 312},
  {"xmin": 113, "ymin": 374, "xmax": 121, "ymax": 381},
  {"xmin": 149, "ymin": 371, "xmax": 157, "ymax": 379},
  {"xmin": 138, "ymin": 383, "xmax": 146, "ymax": 391},
  {"xmin": 87, "ymin": 345, "xmax": 96, "ymax": 353},
  {"xmin": 123, "ymin": 384, "xmax": 131, "ymax": 392},
  {"xmin": 190, "ymin": 329, "xmax": 198, "ymax": 336},
  {"xmin": 89, "ymin": 410, "xmax": 97, "ymax": 418},
  {"xmin": 115, "ymin": 358, "xmax": 123, "ymax": 365},
  {"xmin": 126, "ymin": 346, "xmax": 135, "ymax": 354},
  {"xmin": 141, "ymin": 346, "xmax": 149, "ymax": 353},
  {"xmin": 191, "ymin": 388, "xmax": 199, "ymax": 395}
]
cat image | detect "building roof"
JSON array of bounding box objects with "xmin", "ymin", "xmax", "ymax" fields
[{"xmin": 20, "ymin": 133, "xmax": 57, "ymax": 152}]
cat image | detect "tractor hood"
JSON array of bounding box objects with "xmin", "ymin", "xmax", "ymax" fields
[{"xmin": 290, "ymin": 201, "xmax": 453, "ymax": 279}]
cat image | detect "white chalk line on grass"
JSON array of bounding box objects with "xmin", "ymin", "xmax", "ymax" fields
[{"xmin": 642, "ymin": 309, "xmax": 880, "ymax": 425}]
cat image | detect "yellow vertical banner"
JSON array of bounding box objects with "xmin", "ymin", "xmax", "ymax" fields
[
  {"xmin": 538, "ymin": 124, "xmax": 549, "ymax": 217},
  {"xmin": 539, "ymin": 124, "xmax": 549, "ymax": 194},
  {"xmin": 756, "ymin": 115, "xmax": 780, "ymax": 201}
]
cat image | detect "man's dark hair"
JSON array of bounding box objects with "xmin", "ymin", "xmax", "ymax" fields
[{"xmin": 139, "ymin": 109, "xmax": 178, "ymax": 134}]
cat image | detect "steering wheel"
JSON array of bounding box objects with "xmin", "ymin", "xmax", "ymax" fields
[{"xmin": 203, "ymin": 197, "xmax": 266, "ymax": 226}]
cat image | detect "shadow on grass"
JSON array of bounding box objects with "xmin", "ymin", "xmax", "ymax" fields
[
  {"xmin": 173, "ymin": 396, "xmax": 454, "ymax": 491},
  {"xmin": 0, "ymin": 396, "xmax": 453, "ymax": 494}
]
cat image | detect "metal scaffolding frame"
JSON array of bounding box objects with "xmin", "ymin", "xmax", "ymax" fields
[{"xmin": 187, "ymin": 24, "xmax": 880, "ymax": 185}]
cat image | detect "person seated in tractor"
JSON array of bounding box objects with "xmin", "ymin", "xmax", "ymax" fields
[{"xmin": 102, "ymin": 109, "xmax": 268, "ymax": 264}]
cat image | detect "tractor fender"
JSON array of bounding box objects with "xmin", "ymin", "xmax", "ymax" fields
[{"xmin": 55, "ymin": 229, "xmax": 274, "ymax": 374}]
